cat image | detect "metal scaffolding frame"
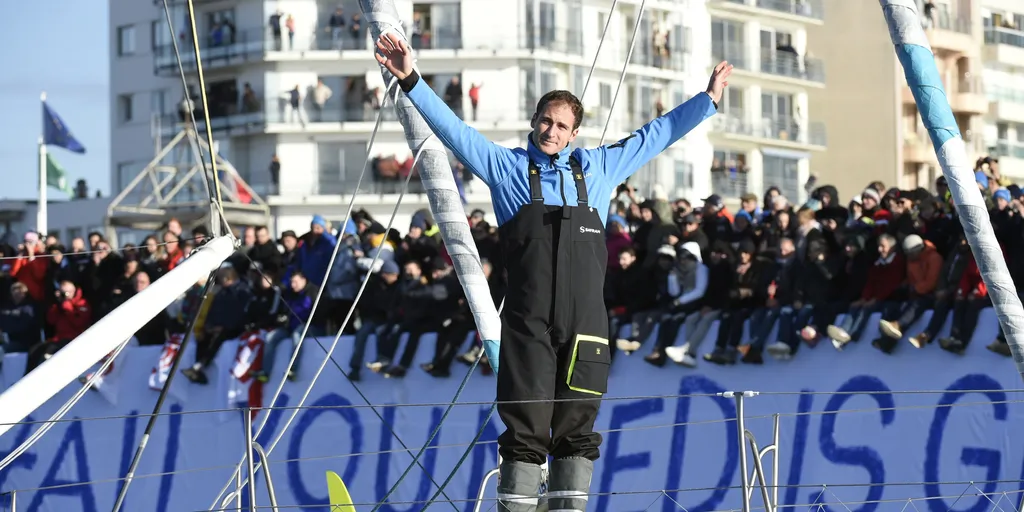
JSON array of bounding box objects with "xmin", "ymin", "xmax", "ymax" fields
[{"xmin": 104, "ymin": 127, "xmax": 270, "ymax": 240}]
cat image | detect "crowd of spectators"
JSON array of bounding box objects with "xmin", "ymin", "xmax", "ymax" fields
[{"xmin": 0, "ymin": 156, "xmax": 1020, "ymax": 384}]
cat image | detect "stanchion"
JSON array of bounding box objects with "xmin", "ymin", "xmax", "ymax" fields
[
  {"xmin": 245, "ymin": 408, "xmax": 257, "ymax": 511},
  {"xmin": 720, "ymin": 391, "xmax": 779, "ymax": 512}
]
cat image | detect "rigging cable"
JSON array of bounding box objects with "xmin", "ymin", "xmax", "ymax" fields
[
  {"xmin": 205, "ymin": 80, "xmax": 405, "ymax": 508},
  {"xmin": 599, "ymin": 0, "xmax": 647, "ymax": 146}
]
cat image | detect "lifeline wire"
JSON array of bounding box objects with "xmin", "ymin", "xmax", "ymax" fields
[
  {"xmin": 239, "ymin": 249, "xmax": 462, "ymax": 507},
  {"xmin": 0, "ymin": 336, "xmax": 131, "ymax": 472},
  {"xmin": 112, "ymin": 273, "xmax": 216, "ymax": 512},
  {"xmin": 208, "ymin": 129, "xmax": 434, "ymax": 509},
  {"xmin": 206, "ymin": 79, "xmax": 401, "ymax": 508}
]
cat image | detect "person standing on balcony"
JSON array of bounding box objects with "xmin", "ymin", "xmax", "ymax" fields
[
  {"xmin": 327, "ymin": 8, "xmax": 346, "ymax": 49},
  {"xmin": 375, "ymin": 31, "xmax": 731, "ymax": 512},
  {"xmin": 443, "ymin": 76, "xmax": 463, "ymax": 120},
  {"xmin": 288, "ymin": 85, "xmax": 305, "ymax": 127},
  {"xmin": 269, "ymin": 10, "xmax": 283, "ymax": 51},
  {"xmin": 468, "ymin": 83, "xmax": 483, "ymax": 121},
  {"xmin": 285, "ymin": 14, "xmax": 296, "ymax": 50},
  {"xmin": 312, "ymin": 79, "xmax": 333, "ymax": 122}
]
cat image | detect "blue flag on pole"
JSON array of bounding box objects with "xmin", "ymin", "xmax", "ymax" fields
[{"xmin": 42, "ymin": 101, "xmax": 86, "ymax": 154}]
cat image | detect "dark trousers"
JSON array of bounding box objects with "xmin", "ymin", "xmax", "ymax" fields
[
  {"xmin": 747, "ymin": 307, "xmax": 781, "ymax": 351},
  {"xmin": 715, "ymin": 308, "xmax": 754, "ymax": 349},
  {"xmin": 378, "ymin": 323, "xmax": 431, "ymax": 369},
  {"xmin": 780, "ymin": 305, "xmax": 815, "ymax": 351},
  {"xmin": 652, "ymin": 306, "xmax": 698, "ymax": 354},
  {"xmin": 921, "ymin": 296, "xmax": 955, "ymax": 339},
  {"xmin": 25, "ymin": 339, "xmax": 71, "ymax": 374},
  {"xmin": 195, "ymin": 327, "xmax": 244, "ymax": 369},
  {"xmin": 350, "ymin": 319, "xmax": 386, "ymax": 372},
  {"xmin": 497, "ymin": 333, "xmax": 603, "ymax": 465},
  {"xmin": 630, "ymin": 309, "xmax": 665, "ymax": 344},
  {"xmin": 881, "ymin": 297, "xmax": 933, "ymax": 337},
  {"xmin": 431, "ymin": 320, "xmax": 475, "ymax": 372},
  {"xmin": 835, "ymin": 302, "xmax": 898, "ymax": 342},
  {"xmin": 950, "ymin": 297, "xmax": 990, "ymax": 344}
]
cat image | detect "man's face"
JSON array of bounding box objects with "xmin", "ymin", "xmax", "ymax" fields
[
  {"xmin": 311, "ymin": 223, "xmax": 325, "ymax": 236},
  {"xmin": 283, "ymin": 236, "xmax": 297, "ymax": 251},
  {"xmin": 531, "ymin": 101, "xmax": 578, "ymax": 155},
  {"xmin": 741, "ymin": 199, "xmax": 756, "ymax": 211},
  {"xmin": 256, "ymin": 228, "xmax": 270, "ymax": 244},
  {"xmin": 619, "ymin": 252, "xmax": 635, "ymax": 269}
]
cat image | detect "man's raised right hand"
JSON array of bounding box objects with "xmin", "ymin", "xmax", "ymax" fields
[{"xmin": 374, "ymin": 32, "xmax": 414, "ymax": 81}]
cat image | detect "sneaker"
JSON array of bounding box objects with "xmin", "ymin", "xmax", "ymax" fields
[
  {"xmin": 366, "ymin": 360, "xmax": 387, "ymax": 373},
  {"xmin": 987, "ymin": 340, "xmax": 1012, "ymax": 357},
  {"xmin": 643, "ymin": 352, "xmax": 667, "ymax": 367},
  {"xmin": 878, "ymin": 320, "xmax": 902, "ymax": 340},
  {"xmin": 765, "ymin": 342, "xmax": 792, "ymax": 359},
  {"xmin": 703, "ymin": 347, "xmax": 736, "ymax": 366},
  {"xmin": 348, "ymin": 370, "xmax": 361, "ymax": 382},
  {"xmin": 871, "ymin": 337, "xmax": 897, "ymax": 354},
  {"xmin": 665, "ymin": 345, "xmax": 697, "ymax": 368},
  {"xmin": 182, "ymin": 367, "xmax": 208, "ymax": 385},
  {"xmin": 741, "ymin": 349, "xmax": 763, "ymax": 365},
  {"xmin": 616, "ymin": 339, "xmax": 641, "ymax": 353},
  {"xmin": 938, "ymin": 337, "xmax": 965, "ymax": 355},
  {"xmin": 457, "ymin": 346, "xmax": 481, "ymax": 365},
  {"xmin": 827, "ymin": 325, "xmax": 851, "ymax": 344},
  {"xmin": 286, "ymin": 369, "xmax": 298, "ymax": 382},
  {"xmin": 383, "ymin": 365, "xmax": 407, "ymax": 378},
  {"xmin": 908, "ymin": 333, "xmax": 929, "ymax": 349}
]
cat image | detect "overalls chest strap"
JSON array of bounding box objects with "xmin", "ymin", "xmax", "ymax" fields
[{"xmin": 528, "ymin": 156, "xmax": 589, "ymax": 217}]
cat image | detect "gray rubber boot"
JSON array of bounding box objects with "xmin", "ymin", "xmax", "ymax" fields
[
  {"xmin": 496, "ymin": 461, "xmax": 543, "ymax": 512},
  {"xmin": 547, "ymin": 457, "xmax": 593, "ymax": 512}
]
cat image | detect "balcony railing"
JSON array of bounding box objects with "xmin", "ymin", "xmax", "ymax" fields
[
  {"xmin": 712, "ymin": 43, "xmax": 750, "ymax": 71},
  {"xmin": 994, "ymin": 140, "xmax": 1024, "ymax": 160},
  {"xmin": 988, "ymin": 86, "xmax": 1024, "ymax": 104},
  {"xmin": 624, "ymin": 28, "xmax": 691, "ymax": 73},
  {"xmin": 760, "ymin": 50, "xmax": 825, "ymax": 83},
  {"xmin": 985, "ymin": 27, "xmax": 1024, "ymax": 48},
  {"xmin": 755, "ymin": 0, "xmax": 824, "ymax": 20},
  {"xmin": 926, "ymin": 11, "xmax": 972, "ymax": 34},
  {"xmin": 957, "ymin": 73, "xmax": 984, "ymax": 95},
  {"xmin": 521, "ymin": 26, "xmax": 584, "ymax": 56},
  {"xmin": 155, "ymin": 111, "xmax": 267, "ymax": 135},
  {"xmin": 711, "ymin": 169, "xmax": 750, "ymax": 198},
  {"xmin": 264, "ymin": 105, "xmax": 399, "ymax": 124},
  {"xmin": 714, "ymin": 112, "xmax": 827, "ymax": 146},
  {"xmin": 154, "ymin": 28, "xmax": 266, "ymax": 73}
]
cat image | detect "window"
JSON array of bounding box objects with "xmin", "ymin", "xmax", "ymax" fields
[
  {"xmin": 600, "ymin": 83, "xmax": 612, "ymax": 107},
  {"xmin": 711, "ymin": 19, "xmax": 743, "ymax": 63},
  {"xmin": 151, "ymin": 20, "xmax": 170, "ymax": 51},
  {"xmin": 117, "ymin": 94, "xmax": 135, "ymax": 123},
  {"xmin": 711, "ymin": 149, "xmax": 749, "ymax": 198},
  {"xmin": 763, "ymin": 155, "xmax": 801, "ymax": 202},
  {"xmin": 721, "ymin": 87, "xmax": 744, "ymax": 115},
  {"xmin": 151, "ymin": 89, "xmax": 169, "ymax": 116},
  {"xmin": 597, "ymin": 11, "xmax": 608, "ymax": 33},
  {"xmin": 997, "ymin": 122, "xmax": 1009, "ymax": 140},
  {"xmin": 116, "ymin": 161, "xmax": 145, "ymax": 190},
  {"xmin": 674, "ymin": 159, "xmax": 694, "ymax": 194},
  {"xmin": 117, "ymin": 25, "xmax": 136, "ymax": 56},
  {"xmin": 66, "ymin": 227, "xmax": 82, "ymax": 243}
]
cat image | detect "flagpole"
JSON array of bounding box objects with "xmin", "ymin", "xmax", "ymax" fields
[{"xmin": 38, "ymin": 91, "xmax": 48, "ymax": 236}]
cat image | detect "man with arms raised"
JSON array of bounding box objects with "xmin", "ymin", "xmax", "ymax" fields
[{"xmin": 376, "ymin": 32, "xmax": 731, "ymax": 512}]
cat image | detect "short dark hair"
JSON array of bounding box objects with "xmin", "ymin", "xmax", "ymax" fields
[{"xmin": 535, "ymin": 90, "xmax": 584, "ymax": 130}]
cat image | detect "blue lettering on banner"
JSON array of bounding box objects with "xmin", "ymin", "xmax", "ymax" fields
[
  {"xmin": 924, "ymin": 374, "xmax": 1006, "ymax": 512},
  {"xmin": 27, "ymin": 418, "xmax": 96, "ymax": 512},
  {"xmin": 2, "ymin": 317, "xmax": 1024, "ymax": 512},
  {"xmin": 596, "ymin": 398, "xmax": 663, "ymax": 512},
  {"xmin": 288, "ymin": 393, "xmax": 362, "ymax": 508},
  {"xmin": 815, "ymin": 376, "xmax": 894, "ymax": 512},
  {"xmin": 114, "ymin": 410, "xmax": 138, "ymax": 509}
]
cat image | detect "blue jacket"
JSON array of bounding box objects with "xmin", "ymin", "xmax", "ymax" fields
[
  {"xmin": 402, "ymin": 74, "xmax": 718, "ymax": 226},
  {"xmin": 293, "ymin": 232, "xmax": 338, "ymax": 286},
  {"xmin": 325, "ymin": 243, "xmax": 360, "ymax": 300}
]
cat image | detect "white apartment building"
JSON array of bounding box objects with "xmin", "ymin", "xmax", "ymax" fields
[
  {"xmin": 110, "ymin": 0, "xmax": 825, "ymax": 234},
  {"xmin": 983, "ymin": 0, "xmax": 1024, "ymax": 180}
]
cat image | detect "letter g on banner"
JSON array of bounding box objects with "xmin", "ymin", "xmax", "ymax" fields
[
  {"xmin": 924, "ymin": 374, "xmax": 1006, "ymax": 512},
  {"xmin": 816, "ymin": 376, "xmax": 894, "ymax": 512}
]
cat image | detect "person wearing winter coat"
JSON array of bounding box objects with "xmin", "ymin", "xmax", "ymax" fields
[
  {"xmin": 182, "ymin": 265, "xmax": 253, "ymax": 384},
  {"xmin": 705, "ymin": 238, "xmax": 763, "ymax": 365},
  {"xmin": 247, "ymin": 266, "xmax": 288, "ymax": 383},
  {"xmin": 422, "ymin": 263, "xmax": 475, "ymax": 377},
  {"xmin": 288, "ymin": 215, "xmax": 338, "ymax": 286},
  {"xmin": 873, "ymin": 234, "xmax": 942, "ymax": 353},
  {"xmin": 605, "ymin": 246, "xmax": 655, "ymax": 353},
  {"xmin": 661, "ymin": 240, "xmax": 733, "ymax": 367},
  {"xmin": 642, "ymin": 242, "xmax": 708, "ymax": 366},
  {"xmin": 25, "ymin": 280, "xmax": 91, "ymax": 373},
  {"xmin": 828, "ymin": 233, "xmax": 906, "ymax": 349},
  {"xmin": 745, "ymin": 237, "xmax": 799, "ymax": 362},
  {"xmin": 619, "ymin": 245, "xmax": 682, "ymax": 354},
  {"xmin": 373, "ymin": 258, "xmax": 453, "ymax": 378},
  {"xmin": 0, "ymin": 281, "xmax": 40, "ymax": 353},
  {"xmin": 934, "ymin": 241, "xmax": 995, "ymax": 354},
  {"xmin": 349, "ymin": 260, "xmax": 401, "ymax": 381}
]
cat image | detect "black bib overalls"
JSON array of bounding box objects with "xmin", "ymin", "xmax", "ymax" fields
[{"xmin": 496, "ymin": 155, "xmax": 611, "ymax": 465}]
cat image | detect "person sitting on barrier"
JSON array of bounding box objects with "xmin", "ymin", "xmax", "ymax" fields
[
  {"xmin": 182, "ymin": 264, "xmax": 252, "ymax": 385},
  {"xmin": 744, "ymin": 237, "xmax": 799, "ymax": 362},
  {"xmin": 873, "ymin": 234, "xmax": 941, "ymax": 354},
  {"xmin": 246, "ymin": 263, "xmax": 288, "ymax": 383},
  {"xmin": 643, "ymin": 242, "xmax": 708, "ymax": 366},
  {"xmin": 375, "ymin": 30, "xmax": 729, "ymax": 511},
  {"xmin": 25, "ymin": 279, "xmax": 91, "ymax": 374},
  {"xmin": 348, "ymin": 260, "xmax": 401, "ymax": 382},
  {"xmin": 374, "ymin": 258, "xmax": 453, "ymax": 378},
  {"xmin": 0, "ymin": 282, "xmax": 40, "ymax": 356},
  {"xmin": 705, "ymin": 239, "xmax": 764, "ymax": 365},
  {"xmin": 422, "ymin": 261, "xmax": 475, "ymax": 378},
  {"xmin": 828, "ymin": 233, "xmax": 906, "ymax": 350},
  {"xmin": 605, "ymin": 246, "xmax": 653, "ymax": 359},
  {"xmin": 661, "ymin": 240, "xmax": 731, "ymax": 368},
  {"xmin": 620, "ymin": 245, "xmax": 683, "ymax": 355},
  {"xmin": 933, "ymin": 238, "xmax": 993, "ymax": 355}
]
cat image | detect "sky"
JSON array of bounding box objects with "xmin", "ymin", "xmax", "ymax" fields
[{"xmin": 0, "ymin": 1, "xmax": 110, "ymax": 200}]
